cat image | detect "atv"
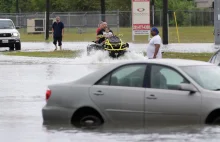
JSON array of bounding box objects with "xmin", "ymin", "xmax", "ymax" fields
[{"xmin": 87, "ymin": 34, "xmax": 129, "ymax": 58}]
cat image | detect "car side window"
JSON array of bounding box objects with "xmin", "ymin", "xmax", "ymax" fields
[
  {"xmin": 150, "ymin": 65, "xmax": 189, "ymax": 90},
  {"xmin": 96, "ymin": 64, "xmax": 147, "ymax": 87},
  {"xmin": 96, "ymin": 74, "xmax": 111, "ymax": 85}
]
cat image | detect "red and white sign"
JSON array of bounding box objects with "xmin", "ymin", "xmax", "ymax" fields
[{"xmin": 132, "ymin": 0, "xmax": 150, "ymax": 35}]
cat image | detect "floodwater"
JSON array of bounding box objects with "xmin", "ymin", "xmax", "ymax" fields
[
  {"xmin": 0, "ymin": 42, "xmax": 219, "ymax": 53},
  {"xmin": 1, "ymin": 42, "xmax": 220, "ymax": 142}
]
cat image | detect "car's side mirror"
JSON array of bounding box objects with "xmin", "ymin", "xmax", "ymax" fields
[{"xmin": 178, "ymin": 83, "xmax": 197, "ymax": 93}]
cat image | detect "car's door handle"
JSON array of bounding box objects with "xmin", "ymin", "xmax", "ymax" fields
[
  {"xmin": 93, "ymin": 90, "xmax": 104, "ymax": 96},
  {"xmin": 146, "ymin": 94, "xmax": 157, "ymax": 100}
]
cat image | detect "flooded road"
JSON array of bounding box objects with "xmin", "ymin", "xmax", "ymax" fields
[
  {"xmin": 0, "ymin": 42, "xmax": 219, "ymax": 53},
  {"xmin": 1, "ymin": 42, "xmax": 220, "ymax": 142}
]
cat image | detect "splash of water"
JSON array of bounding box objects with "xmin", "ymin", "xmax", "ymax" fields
[
  {"xmin": 0, "ymin": 50, "xmax": 147, "ymax": 65},
  {"xmin": 74, "ymin": 50, "xmax": 147, "ymax": 64}
]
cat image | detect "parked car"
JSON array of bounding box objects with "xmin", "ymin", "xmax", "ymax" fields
[
  {"xmin": 42, "ymin": 59, "xmax": 220, "ymax": 128},
  {"xmin": 0, "ymin": 19, "xmax": 21, "ymax": 51},
  {"xmin": 209, "ymin": 49, "xmax": 220, "ymax": 65}
]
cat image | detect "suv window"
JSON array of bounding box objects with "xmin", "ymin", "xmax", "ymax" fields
[
  {"xmin": 96, "ymin": 64, "xmax": 147, "ymax": 87},
  {"xmin": 150, "ymin": 65, "xmax": 189, "ymax": 90}
]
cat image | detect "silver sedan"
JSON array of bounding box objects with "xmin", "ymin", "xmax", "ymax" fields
[{"xmin": 42, "ymin": 59, "xmax": 220, "ymax": 128}]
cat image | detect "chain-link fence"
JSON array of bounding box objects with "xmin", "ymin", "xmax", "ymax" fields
[
  {"xmin": 120, "ymin": 9, "xmax": 214, "ymax": 27},
  {"xmin": 0, "ymin": 10, "xmax": 214, "ymax": 34}
]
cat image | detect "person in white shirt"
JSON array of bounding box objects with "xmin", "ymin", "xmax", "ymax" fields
[
  {"xmin": 147, "ymin": 27, "xmax": 162, "ymax": 59},
  {"xmin": 103, "ymin": 27, "xmax": 113, "ymax": 38}
]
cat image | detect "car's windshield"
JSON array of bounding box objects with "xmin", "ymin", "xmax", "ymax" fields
[
  {"xmin": 180, "ymin": 65, "xmax": 220, "ymax": 91},
  {"xmin": 0, "ymin": 20, "xmax": 15, "ymax": 29}
]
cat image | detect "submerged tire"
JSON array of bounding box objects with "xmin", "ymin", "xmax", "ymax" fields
[
  {"xmin": 73, "ymin": 114, "xmax": 102, "ymax": 128},
  {"xmin": 212, "ymin": 117, "xmax": 220, "ymax": 125},
  {"xmin": 9, "ymin": 46, "xmax": 14, "ymax": 51}
]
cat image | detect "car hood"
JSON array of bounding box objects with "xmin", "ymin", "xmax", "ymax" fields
[{"xmin": 0, "ymin": 29, "xmax": 19, "ymax": 33}]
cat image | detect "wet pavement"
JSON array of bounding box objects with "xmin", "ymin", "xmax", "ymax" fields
[{"xmin": 1, "ymin": 42, "xmax": 220, "ymax": 142}]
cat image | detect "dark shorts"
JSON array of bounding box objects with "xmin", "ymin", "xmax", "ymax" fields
[{"xmin": 53, "ymin": 36, "xmax": 62, "ymax": 46}]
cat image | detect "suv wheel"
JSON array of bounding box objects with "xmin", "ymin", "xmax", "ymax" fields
[
  {"xmin": 9, "ymin": 46, "xmax": 14, "ymax": 51},
  {"xmin": 15, "ymin": 43, "xmax": 21, "ymax": 50}
]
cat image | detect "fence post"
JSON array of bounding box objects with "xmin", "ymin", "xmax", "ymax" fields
[
  {"xmin": 130, "ymin": 11, "xmax": 132, "ymax": 27},
  {"xmin": 117, "ymin": 9, "xmax": 119, "ymax": 34},
  {"xmin": 190, "ymin": 11, "xmax": 192, "ymax": 27},
  {"xmin": 16, "ymin": 14, "xmax": 18, "ymax": 27},
  {"xmin": 160, "ymin": 10, "xmax": 162, "ymax": 27},
  {"xmin": 68, "ymin": 12, "xmax": 70, "ymax": 32},
  {"xmin": 203, "ymin": 10, "xmax": 204, "ymax": 26},
  {"xmin": 84, "ymin": 12, "xmax": 87, "ymax": 32}
]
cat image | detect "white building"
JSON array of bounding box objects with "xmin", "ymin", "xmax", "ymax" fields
[{"xmin": 194, "ymin": 0, "xmax": 214, "ymax": 8}]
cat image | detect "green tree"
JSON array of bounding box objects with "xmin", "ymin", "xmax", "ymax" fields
[
  {"xmin": 0, "ymin": 0, "xmax": 196, "ymax": 13},
  {"xmin": 0, "ymin": 0, "xmax": 14, "ymax": 13}
]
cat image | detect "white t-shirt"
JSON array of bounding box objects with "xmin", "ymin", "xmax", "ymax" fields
[
  {"xmin": 147, "ymin": 35, "xmax": 162, "ymax": 59},
  {"xmin": 103, "ymin": 32, "xmax": 113, "ymax": 38}
]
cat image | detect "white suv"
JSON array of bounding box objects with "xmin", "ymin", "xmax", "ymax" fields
[{"xmin": 0, "ymin": 19, "xmax": 21, "ymax": 51}]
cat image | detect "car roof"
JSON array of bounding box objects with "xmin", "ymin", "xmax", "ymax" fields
[
  {"xmin": 107, "ymin": 58, "xmax": 213, "ymax": 67},
  {"xmin": 73, "ymin": 59, "xmax": 213, "ymax": 85},
  {"xmin": 136, "ymin": 58, "xmax": 213, "ymax": 66},
  {"xmin": 0, "ymin": 19, "xmax": 12, "ymax": 21}
]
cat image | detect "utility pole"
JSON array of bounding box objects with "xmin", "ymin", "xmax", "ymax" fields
[
  {"xmin": 16, "ymin": 0, "xmax": 19, "ymax": 13},
  {"xmin": 162, "ymin": 0, "xmax": 168, "ymax": 44},
  {"xmin": 100, "ymin": 0, "xmax": 106, "ymax": 21},
  {"xmin": 16, "ymin": 0, "xmax": 19, "ymax": 27},
  {"xmin": 45, "ymin": 0, "xmax": 50, "ymax": 40}
]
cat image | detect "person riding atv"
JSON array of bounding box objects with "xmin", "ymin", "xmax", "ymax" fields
[
  {"xmin": 86, "ymin": 22, "xmax": 129, "ymax": 58},
  {"xmin": 96, "ymin": 23, "xmax": 113, "ymax": 45}
]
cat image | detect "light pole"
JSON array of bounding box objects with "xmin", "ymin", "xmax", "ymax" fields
[{"xmin": 16, "ymin": 0, "xmax": 19, "ymax": 13}]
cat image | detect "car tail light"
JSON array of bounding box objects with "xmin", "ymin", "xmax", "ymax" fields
[{"xmin": 46, "ymin": 89, "xmax": 51, "ymax": 101}]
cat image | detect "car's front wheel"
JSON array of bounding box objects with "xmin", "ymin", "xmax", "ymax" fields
[
  {"xmin": 9, "ymin": 46, "xmax": 14, "ymax": 51},
  {"xmin": 15, "ymin": 43, "xmax": 21, "ymax": 50}
]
